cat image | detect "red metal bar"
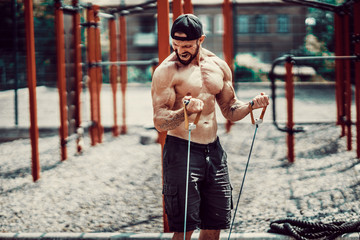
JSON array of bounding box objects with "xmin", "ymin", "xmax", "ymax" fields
[
  {"xmin": 86, "ymin": 6, "xmax": 99, "ymax": 145},
  {"xmin": 344, "ymin": 14, "xmax": 352, "ymax": 151},
  {"xmin": 285, "ymin": 61, "xmax": 295, "ymax": 163},
  {"xmin": 354, "ymin": 1, "xmax": 360, "ymax": 158},
  {"xmin": 223, "ymin": 0, "xmax": 234, "ymax": 133},
  {"xmin": 119, "ymin": 15, "xmax": 128, "ymax": 134},
  {"xmin": 24, "ymin": 0, "xmax": 40, "ymax": 181},
  {"xmin": 172, "ymin": 0, "xmax": 183, "ymax": 21},
  {"xmin": 73, "ymin": 0, "xmax": 83, "ymax": 152},
  {"xmin": 94, "ymin": 5, "xmax": 103, "ymax": 143},
  {"xmin": 157, "ymin": 0, "xmax": 170, "ymax": 232},
  {"xmin": 183, "ymin": 0, "xmax": 193, "ymax": 14},
  {"xmin": 334, "ymin": 13, "xmax": 345, "ymax": 137},
  {"xmin": 55, "ymin": 0, "xmax": 68, "ymax": 161},
  {"xmin": 109, "ymin": 18, "xmax": 119, "ymax": 137}
]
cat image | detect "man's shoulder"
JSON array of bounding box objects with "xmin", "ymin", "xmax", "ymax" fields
[
  {"xmin": 155, "ymin": 54, "xmax": 178, "ymax": 73},
  {"xmin": 202, "ymin": 49, "xmax": 226, "ymax": 65},
  {"xmin": 202, "ymin": 48, "xmax": 230, "ymax": 71}
]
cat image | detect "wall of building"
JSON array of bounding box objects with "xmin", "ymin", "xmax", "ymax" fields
[{"xmin": 122, "ymin": 1, "xmax": 307, "ymax": 66}]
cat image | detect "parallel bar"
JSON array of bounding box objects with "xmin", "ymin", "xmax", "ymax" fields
[{"xmin": 24, "ymin": 0, "xmax": 40, "ymax": 181}]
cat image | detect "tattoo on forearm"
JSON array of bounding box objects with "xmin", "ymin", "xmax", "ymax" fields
[
  {"xmin": 159, "ymin": 111, "xmax": 185, "ymax": 130},
  {"xmin": 230, "ymin": 102, "xmax": 242, "ymax": 113}
]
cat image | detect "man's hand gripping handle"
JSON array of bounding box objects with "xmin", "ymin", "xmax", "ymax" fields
[
  {"xmin": 248, "ymin": 101, "xmax": 267, "ymax": 125},
  {"xmin": 183, "ymin": 100, "xmax": 202, "ymax": 130}
]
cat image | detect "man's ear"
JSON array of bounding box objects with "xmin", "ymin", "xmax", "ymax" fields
[{"xmin": 199, "ymin": 35, "xmax": 206, "ymax": 44}]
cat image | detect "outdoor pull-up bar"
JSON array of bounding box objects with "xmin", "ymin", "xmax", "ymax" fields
[{"xmin": 269, "ymin": 54, "xmax": 359, "ymax": 163}]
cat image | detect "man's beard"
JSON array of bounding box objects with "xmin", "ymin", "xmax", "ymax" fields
[{"xmin": 175, "ymin": 43, "xmax": 200, "ymax": 65}]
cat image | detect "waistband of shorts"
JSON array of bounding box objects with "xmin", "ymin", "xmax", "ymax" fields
[{"xmin": 166, "ymin": 135, "xmax": 219, "ymax": 149}]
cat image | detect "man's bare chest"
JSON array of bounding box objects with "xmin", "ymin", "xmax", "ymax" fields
[{"xmin": 173, "ymin": 63, "xmax": 224, "ymax": 97}]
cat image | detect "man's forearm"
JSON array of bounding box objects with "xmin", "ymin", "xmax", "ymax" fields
[
  {"xmin": 154, "ymin": 108, "xmax": 185, "ymax": 132},
  {"xmin": 226, "ymin": 100, "xmax": 250, "ymax": 122}
]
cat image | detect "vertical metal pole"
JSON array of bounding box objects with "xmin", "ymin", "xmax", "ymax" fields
[
  {"xmin": 173, "ymin": 0, "xmax": 183, "ymax": 21},
  {"xmin": 73, "ymin": 0, "xmax": 83, "ymax": 152},
  {"xmin": 109, "ymin": 17, "xmax": 119, "ymax": 136},
  {"xmin": 55, "ymin": 0, "xmax": 68, "ymax": 161},
  {"xmin": 13, "ymin": 0, "xmax": 19, "ymax": 126},
  {"xmin": 354, "ymin": 1, "xmax": 360, "ymax": 158},
  {"xmin": 24, "ymin": 0, "xmax": 40, "ymax": 181},
  {"xmin": 232, "ymin": 0, "xmax": 237, "ymax": 75},
  {"xmin": 344, "ymin": 14, "xmax": 352, "ymax": 151},
  {"xmin": 86, "ymin": 5, "xmax": 99, "ymax": 146},
  {"xmin": 157, "ymin": 0, "xmax": 170, "ymax": 233},
  {"xmin": 94, "ymin": 5, "xmax": 103, "ymax": 143},
  {"xmin": 183, "ymin": 0, "xmax": 193, "ymax": 14},
  {"xmin": 223, "ymin": 0, "xmax": 234, "ymax": 133},
  {"xmin": 285, "ymin": 60, "xmax": 295, "ymax": 163},
  {"xmin": 334, "ymin": 13, "xmax": 345, "ymax": 137},
  {"xmin": 119, "ymin": 15, "xmax": 127, "ymax": 134}
]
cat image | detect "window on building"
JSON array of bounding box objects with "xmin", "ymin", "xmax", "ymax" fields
[
  {"xmin": 255, "ymin": 15, "xmax": 267, "ymax": 33},
  {"xmin": 277, "ymin": 15, "xmax": 289, "ymax": 33},
  {"xmin": 237, "ymin": 15, "xmax": 249, "ymax": 33},
  {"xmin": 198, "ymin": 14, "xmax": 212, "ymax": 34},
  {"xmin": 214, "ymin": 14, "xmax": 223, "ymax": 34}
]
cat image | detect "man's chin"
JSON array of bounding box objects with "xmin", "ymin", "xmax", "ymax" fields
[{"xmin": 178, "ymin": 57, "xmax": 192, "ymax": 65}]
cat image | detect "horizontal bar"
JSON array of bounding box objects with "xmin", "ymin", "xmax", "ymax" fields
[
  {"xmin": 291, "ymin": 55, "xmax": 358, "ymax": 61},
  {"xmin": 282, "ymin": 0, "xmax": 338, "ymax": 12},
  {"xmin": 61, "ymin": 5, "xmax": 81, "ymax": 13},
  {"xmin": 98, "ymin": 12, "xmax": 115, "ymax": 19},
  {"xmin": 96, "ymin": 59, "xmax": 159, "ymax": 66},
  {"xmin": 268, "ymin": 54, "xmax": 358, "ymax": 134},
  {"xmin": 109, "ymin": 0, "xmax": 157, "ymax": 14},
  {"xmin": 269, "ymin": 55, "xmax": 358, "ymax": 78}
]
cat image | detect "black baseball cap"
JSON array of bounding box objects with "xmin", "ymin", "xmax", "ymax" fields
[{"xmin": 171, "ymin": 14, "xmax": 204, "ymax": 41}]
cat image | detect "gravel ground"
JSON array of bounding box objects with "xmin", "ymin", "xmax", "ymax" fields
[
  {"xmin": 0, "ymin": 122, "xmax": 359, "ymax": 234},
  {"xmin": 0, "ymin": 84, "xmax": 359, "ymax": 234}
]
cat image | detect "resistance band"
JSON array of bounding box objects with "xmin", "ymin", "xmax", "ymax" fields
[
  {"xmin": 183, "ymin": 100, "xmax": 201, "ymax": 240},
  {"xmin": 228, "ymin": 101, "xmax": 267, "ymax": 240}
]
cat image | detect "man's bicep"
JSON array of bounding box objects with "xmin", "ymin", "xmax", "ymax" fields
[
  {"xmin": 152, "ymin": 71, "xmax": 176, "ymax": 113},
  {"xmin": 216, "ymin": 80, "xmax": 237, "ymax": 110}
]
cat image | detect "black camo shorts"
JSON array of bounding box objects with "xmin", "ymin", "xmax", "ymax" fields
[{"xmin": 162, "ymin": 135, "xmax": 233, "ymax": 232}]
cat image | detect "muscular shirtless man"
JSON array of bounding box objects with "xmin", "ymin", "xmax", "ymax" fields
[{"xmin": 151, "ymin": 14, "xmax": 269, "ymax": 240}]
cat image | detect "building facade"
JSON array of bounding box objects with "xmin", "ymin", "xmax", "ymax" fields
[{"xmin": 123, "ymin": 1, "xmax": 307, "ymax": 64}]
